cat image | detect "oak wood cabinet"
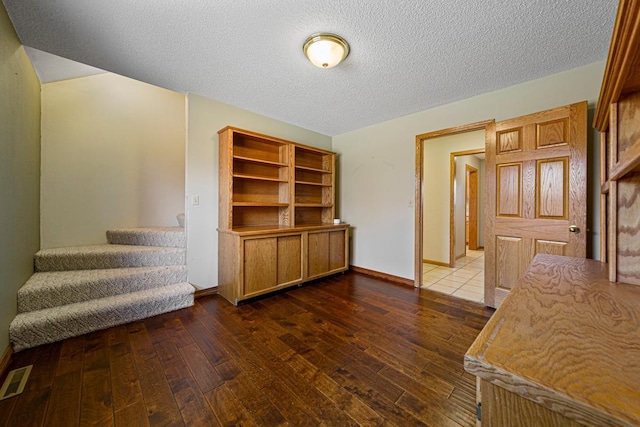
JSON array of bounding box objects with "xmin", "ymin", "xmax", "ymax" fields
[
  {"xmin": 465, "ymin": 3, "xmax": 640, "ymax": 424},
  {"xmin": 465, "ymin": 255, "xmax": 640, "ymax": 427},
  {"xmin": 307, "ymin": 229, "xmax": 348, "ymax": 279},
  {"xmin": 217, "ymin": 127, "xmax": 349, "ymax": 305},
  {"xmin": 594, "ymin": 0, "xmax": 640, "ymax": 286}
]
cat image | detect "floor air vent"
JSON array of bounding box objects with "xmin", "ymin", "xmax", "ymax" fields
[{"xmin": 0, "ymin": 365, "xmax": 32, "ymax": 400}]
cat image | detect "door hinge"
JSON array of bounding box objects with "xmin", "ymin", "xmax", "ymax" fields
[{"xmin": 476, "ymin": 402, "xmax": 482, "ymax": 421}]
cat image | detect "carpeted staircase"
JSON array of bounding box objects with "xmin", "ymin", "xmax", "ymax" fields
[{"xmin": 10, "ymin": 227, "xmax": 194, "ymax": 352}]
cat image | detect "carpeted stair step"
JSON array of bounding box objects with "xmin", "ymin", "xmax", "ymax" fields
[
  {"xmin": 18, "ymin": 265, "xmax": 187, "ymax": 312},
  {"xmin": 106, "ymin": 227, "xmax": 186, "ymax": 248},
  {"xmin": 35, "ymin": 244, "xmax": 185, "ymax": 272},
  {"xmin": 10, "ymin": 282, "xmax": 195, "ymax": 352}
]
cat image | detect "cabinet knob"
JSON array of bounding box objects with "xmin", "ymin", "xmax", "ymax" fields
[{"xmin": 568, "ymin": 225, "xmax": 580, "ymax": 233}]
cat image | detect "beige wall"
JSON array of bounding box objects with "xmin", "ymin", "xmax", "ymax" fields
[
  {"xmin": 41, "ymin": 73, "xmax": 186, "ymax": 248},
  {"xmin": 186, "ymin": 93, "xmax": 332, "ymax": 289},
  {"xmin": 0, "ymin": 3, "xmax": 41, "ymax": 352},
  {"xmin": 334, "ymin": 61, "xmax": 605, "ymax": 280},
  {"xmin": 422, "ymin": 131, "xmax": 485, "ymax": 264}
]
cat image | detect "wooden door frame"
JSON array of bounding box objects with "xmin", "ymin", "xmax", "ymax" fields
[
  {"xmin": 450, "ymin": 150, "xmax": 484, "ymax": 264},
  {"xmin": 465, "ymin": 163, "xmax": 479, "ymax": 250},
  {"xmin": 414, "ymin": 120, "xmax": 494, "ymax": 287}
]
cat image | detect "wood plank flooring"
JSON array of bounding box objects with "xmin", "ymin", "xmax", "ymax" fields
[{"xmin": 0, "ymin": 271, "xmax": 494, "ymax": 426}]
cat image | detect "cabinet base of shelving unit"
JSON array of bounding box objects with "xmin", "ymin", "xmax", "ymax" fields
[
  {"xmin": 217, "ymin": 225, "xmax": 350, "ymax": 307},
  {"xmin": 223, "ymin": 269, "xmax": 349, "ymax": 307}
]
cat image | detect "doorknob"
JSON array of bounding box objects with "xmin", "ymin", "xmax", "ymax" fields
[{"xmin": 569, "ymin": 225, "xmax": 580, "ymax": 233}]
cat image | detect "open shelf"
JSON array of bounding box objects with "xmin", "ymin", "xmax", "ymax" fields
[
  {"xmin": 294, "ymin": 203, "xmax": 333, "ymax": 208},
  {"xmin": 231, "ymin": 205, "xmax": 289, "ymax": 228},
  {"xmin": 294, "ymin": 206, "xmax": 332, "ymax": 226},
  {"xmin": 234, "ymin": 174, "xmax": 288, "ymax": 183},
  {"xmin": 233, "ymin": 157, "xmax": 288, "ymax": 183},
  {"xmin": 295, "ymin": 180, "xmax": 332, "ymax": 187},
  {"xmin": 233, "ymin": 155, "xmax": 288, "ymax": 167},
  {"xmin": 220, "ymin": 126, "xmax": 335, "ymax": 230},
  {"xmin": 233, "ymin": 202, "xmax": 288, "ymax": 207},
  {"xmin": 295, "ymin": 147, "xmax": 332, "ymax": 172},
  {"xmin": 295, "ymin": 168, "xmax": 332, "ymax": 186},
  {"xmin": 233, "ymin": 135, "xmax": 288, "ymax": 164},
  {"xmin": 609, "ymin": 147, "xmax": 640, "ymax": 181},
  {"xmin": 295, "ymin": 165, "xmax": 332, "ymax": 173},
  {"xmin": 232, "ymin": 179, "xmax": 288, "ymax": 205}
]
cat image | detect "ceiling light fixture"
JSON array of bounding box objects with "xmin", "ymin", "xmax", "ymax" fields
[{"xmin": 303, "ymin": 33, "xmax": 350, "ymax": 69}]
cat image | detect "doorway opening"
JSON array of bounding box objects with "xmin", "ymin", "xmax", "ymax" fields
[
  {"xmin": 451, "ymin": 149, "xmax": 484, "ymax": 263},
  {"xmin": 422, "ymin": 149, "xmax": 485, "ymax": 303},
  {"xmin": 466, "ymin": 164, "xmax": 479, "ymax": 250},
  {"xmin": 414, "ymin": 120, "xmax": 493, "ymax": 302}
]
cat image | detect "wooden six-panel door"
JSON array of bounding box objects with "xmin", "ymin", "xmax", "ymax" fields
[{"xmin": 485, "ymin": 101, "xmax": 587, "ymax": 307}]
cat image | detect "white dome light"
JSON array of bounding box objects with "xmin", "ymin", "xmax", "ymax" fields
[{"xmin": 303, "ymin": 33, "xmax": 350, "ymax": 69}]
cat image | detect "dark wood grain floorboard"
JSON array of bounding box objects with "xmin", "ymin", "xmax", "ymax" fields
[
  {"xmin": 107, "ymin": 326, "xmax": 143, "ymax": 412},
  {"xmin": 1, "ymin": 271, "xmax": 493, "ymax": 426},
  {"xmin": 152, "ymin": 340, "xmax": 220, "ymax": 426},
  {"xmin": 79, "ymin": 331, "xmax": 113, "ymax": 427},
  {"xmin": 0, "ymin": 346, "xmax": 36, "ymax": 427},
  {"xmin": 9, "ymin": 342, "xmax": 61, "ymax": 427},
  {"xmin": 127, "ymin": 325, "xmax": 183, "ymax": 427},
  {"xmin": 113, "ymin": 400, "xmax": 149, "ymax": 427},
  {"xmin": 44, "ymin": 336, "xmax": 84, "ymax": 427},
  {"xmin": 204, "ymin": 384, "xmax": 258, "ymax": 427}
]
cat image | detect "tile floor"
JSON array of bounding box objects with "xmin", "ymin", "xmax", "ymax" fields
[{"xmin": 421, "ymin": 248, "xmax": 485, "ymax": 304}]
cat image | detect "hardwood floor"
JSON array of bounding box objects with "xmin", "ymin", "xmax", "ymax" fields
[{"xmin": 0, "ymin": 271, "xmax": 494, "ymax": 426}]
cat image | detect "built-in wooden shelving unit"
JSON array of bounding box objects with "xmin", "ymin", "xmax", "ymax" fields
[
  {"xmin": 217, "ymin": 126, "xmax": 349, "ymax": 305},
  {"xmin": 594, "ymin": 0, "xmax": 640, "ymax": 285}
]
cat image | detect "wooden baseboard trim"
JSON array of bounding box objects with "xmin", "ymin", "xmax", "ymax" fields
[
  {"xmin": 0, "ymin": 345, "xmax": 13, "ymax": 379},
  {"xmin": 195, "ymin": 287, "xmax": 218, "ymax": 299},
  {"xmin": 422, "ymin": 259, "xmax": 449, "ymax": 267},
  {"xmin": 350, "ymin": 266, "xmax": 414, "ymax": 287}
]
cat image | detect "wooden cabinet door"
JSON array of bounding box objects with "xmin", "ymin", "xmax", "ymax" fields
[
  {"xmin": 243, "ymin": 234, "xmax": 303, "ymax": 298},
  {"xmin": 308, "ymin": 232, "xmax": 330, "ymax": 277},
  {"xmin": 308, "ymin": 230, "xmax": 346, "ymax": 278},
  {"xmin": 243, "ymin": 237, "xmax": 277, "ymax": 296},
  {"xmin": 277, "ymin": 235, "xmax": 302, "ymax": 286},
  {"xmin": 485, "ymin": 101, "xmax": 587, "ymax": 307},
  {"xmin": 329, "ymin": 230, "xmax": 346, "ymax": 271}
]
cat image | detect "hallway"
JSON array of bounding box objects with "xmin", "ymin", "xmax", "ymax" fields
[{"xmin": 421, "ymin": 249, "xmax": 484, "ymax": 304}]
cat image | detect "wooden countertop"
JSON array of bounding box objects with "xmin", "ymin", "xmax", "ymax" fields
[
  {"xmin": 464, "ymin": 254, "xmax": 640, "ymax": 427},
  {"xmin": 218, "ymin": 223, "xmax": 350, "ymax": 236}
]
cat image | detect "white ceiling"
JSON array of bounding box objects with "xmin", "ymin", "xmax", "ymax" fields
[
  {"xmin": 3, "ymin": 0, "xmax": 618, "ymax": 136},
  {"xmin": 23, "ymin": 46, "xmax": 105, "ymax": 83}
]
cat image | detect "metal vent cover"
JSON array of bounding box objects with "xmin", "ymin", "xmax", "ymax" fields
[{"xmin": 0, "ymin": 365, "xmax": 32, "ymax": 401}]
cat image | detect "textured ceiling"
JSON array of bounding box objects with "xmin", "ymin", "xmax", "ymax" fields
[{"xmin": 4, "ymin": 0, "xmax": 618, "ymax": 136}]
